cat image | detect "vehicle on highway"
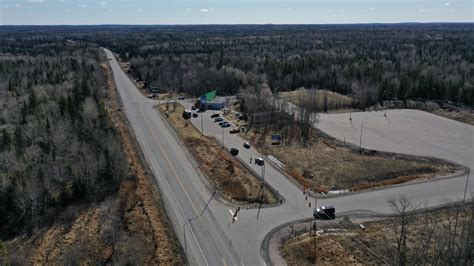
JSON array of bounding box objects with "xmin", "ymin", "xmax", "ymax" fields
[
  {"xmin": 221, "ymin": 122, "xmax": 231, "ymax": 128},
  {"xmin": 230, "ymin": 148, "xmax": 239, "ymax": 156},
  {"xmin": 243, "ymin": 142, "xmax": 251, "ymax": 149},
  {"xmin": 254, "ymin": 158, "xmax": 264, "ymax": 166},
  {"xmin": 230, "ymin": 128, "xmax": 240, "ymax": 134},
  {"xmin": 211, "ymin": 113, "xmax": 220, "ymax": 118},
  {"xmin": 215, "ymin": 117, "xmax": 224, "ymax": 122},
  {"xmin": 192, "ymin": 113, "xmax": 198, "ymax": 118},
  {"xmin": 313, "ymin": 205, "xmax": 335, "ymax": 220}
]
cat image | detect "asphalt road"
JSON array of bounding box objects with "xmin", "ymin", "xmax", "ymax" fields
[{"xmin": 104, "ymin": 48, "xmax": 473, "ymax": 265}]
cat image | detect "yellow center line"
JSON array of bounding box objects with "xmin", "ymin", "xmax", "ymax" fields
[{"xmin": 138, "ymin": 106, "xmax": 202, "ymax": 217}]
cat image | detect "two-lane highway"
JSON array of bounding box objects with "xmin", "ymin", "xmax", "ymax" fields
[
  {"xmin": 105, "ymin": 48, "xmax": 473, "ymax": 265},
  {"xmin": 104, "ymin": 49, "xmax": 242, "ymax": 265}
]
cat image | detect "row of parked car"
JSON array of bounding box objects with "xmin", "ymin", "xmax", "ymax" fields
[{"xmin": 211, "ymin": 113, "xmax": 231, "ymax": 128}]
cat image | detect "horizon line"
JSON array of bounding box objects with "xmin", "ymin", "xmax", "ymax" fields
[{"xmin": 1, "ymin": 21, "xmax": 473, "ymax": 27}]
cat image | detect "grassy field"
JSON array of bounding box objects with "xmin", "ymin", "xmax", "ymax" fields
[
  {"xmin": 281, "ymin": 202, "xmax": 474, "ymax": 265},
  {"xmin": 279, "ymin": 88, "xmax": 352, "ymax": 111},
  {"xmin": 158, "ymin": 104, "xmax": 276, "ymax": 205},
  {"xmin": 243, "ymin": 130, "xmax": 458, "ymax": 192}
]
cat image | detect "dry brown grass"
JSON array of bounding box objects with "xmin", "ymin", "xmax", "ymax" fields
[
  {"xmin": 160, "ymin": 104, "xmax": 276, "ymax": 205},
  {"xmin": 279, "ymin": 88, "xmax": 352, "ymax": 111},
  {"xmin": 432, "ymin": 108, "xmax": 474, "ymax": 126},
  {"xmin": 282, "ymin": 233, "xmax": 362, "ymax": 265},
  {"xmin": 282, "ymin": 204, "xmax": 473, "ymax": 265},
  {"xmin": 245, "ymin": 131, "xmax": 457, "ymax": 191}
]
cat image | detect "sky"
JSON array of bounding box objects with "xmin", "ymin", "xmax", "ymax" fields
[{"xmin": 0, "ymin": 0, "xmax": 472, "ymax": 25}]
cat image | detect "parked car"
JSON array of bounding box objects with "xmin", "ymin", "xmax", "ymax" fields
[
  {"xmin": 313, "ymin": 205, "xmax": 336, "ymax": 220},
  {"xmin": 243, "ymin": 142, "xmax": 251, "ymax": 149},
  {"xmin": 211, "ymin": 113, "xmax": 220, "ymax": 118},
  {"xmin": 215, "ymin": 117, "xmax": 224, "ymax": 122},
  {"xmin": 254, "ymin": 158, "xmax": 264, "ymax": 166},
  {"xmin": 221, "ymin": 122, "xmax": 231, "ymax": 128},
  {"xmin": 191, "ymin": 106, "xmax": 197, "ymax": 110},
  {"xmin": 230, "ymin": 148, "xmax": 239, "ymax": 156},
  {"xmin": 192, "ymin": 113, "xmax": 198, "ymax": 118},
  {"xmin": 230, "ymin": 128, "xmax": 240, "ymax": 134},
  {"xmin": 178, "ymin": 96, "xmax": 185, "ymax": 100}
]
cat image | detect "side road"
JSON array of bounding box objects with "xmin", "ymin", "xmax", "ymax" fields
[{"xmin": 107, "ymin": 47, "xmax": 473, "ymax": 265}]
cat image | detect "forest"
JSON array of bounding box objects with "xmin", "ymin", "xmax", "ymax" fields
[
  {"xmin": 0, "ymin": 31, "xmax": 128, "ymax": 237},
  {"xmin": 56, "ymin": 23, "xmax": 474, "ymax": 108}
]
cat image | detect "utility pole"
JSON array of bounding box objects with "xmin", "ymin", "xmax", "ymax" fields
[
  {"xmin": 359, "ymin": 121, "xmax": 364, "ymax": 154},
  {"xmin": 221, "ymin": 126, "xmax": 224, "ymax": 147},
  {"xmin": 313, "ymin": 184, "xmax": 318, "ymax": 265},
  {"xmin": 256, "ymin": 183, "xmax": 264, "ymax": 219},
  {"xmin": 463, "ymin": 168, "xmax": 470, "ymax": 202},
  {"xmin": 201, "ymin": 111, "xmax": 204, "ymax": 136}
]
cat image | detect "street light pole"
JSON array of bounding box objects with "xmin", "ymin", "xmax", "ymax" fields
[
  {"xmin": 222, "ymin": 126, "xmax": 224, "ymax": 147},
  {"xmin": 201, "ymin": 111, "xmax": 204, "ymax": 136},
  {"xmin": 359, "ymin": 121, "xmax": 364, "ymax": 154},
  {"xmin": 463, "ymin": 168, "xmax": 470, "ymax": 202}
]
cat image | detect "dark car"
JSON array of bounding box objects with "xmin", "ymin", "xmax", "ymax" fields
[
  {"xmin": 313, "ymin": 205, "xmax": 335, "ymax": 220},
  {"xmin": 211, "ymin": 113, "xmax": 220, "ymax": 118},
  {"xmin": 254, "ymin": 158, "xmax": 264, "ymax": 166},
  {"xmin": 230, "ymin": 148, "xmax": 239, "ymax": 156},
  {"xmin": 230, "ymin": 128, "xmax": 240, "ymax": 134},
  {"xmin": 192, "ymin": 113, "xmax": 198, "ymax": 118},
  {"xmin": 243, "ymin": 142, "xmax": 251, "ymax": 149},
  {"xmin": 191, "ymin": 106, "xmax": 197, "ymax": 110},
  {"xmin": 215, "ymin": 117, "xmax": 224, "ymax": 122},
  {"xmin": 221, "ymin": 122, "xmax": 231, "ymax": 128}
]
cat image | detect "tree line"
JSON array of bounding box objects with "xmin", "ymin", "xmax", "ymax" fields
[{"xmin": 60, "ymin": 23, "xmax": 474, "ymax": 108}]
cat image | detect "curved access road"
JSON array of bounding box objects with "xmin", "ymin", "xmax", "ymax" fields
[{"xmin": 105, "ymin": 48, "xmax": 473, "ymax": 265}]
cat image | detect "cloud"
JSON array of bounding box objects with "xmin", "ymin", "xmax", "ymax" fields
[
  {"xmin": 369, "ymin": 7, "xmax": 375, "ymax": 11},
  {"xmin": 98, "ymin": 1, "xmax": 107, "ymax": 8},
  {"xmin": 200, "ymin": 8, "xmax": 209, "ymax": 13},
  {"xmin": 26, "ymin": 0, "xmax": 44, "ymax": 3},
  {"xmin": 137, "ymin": 9, "xmax": 143, "ymax": 12},
  {"xmin": 449, "ymin": 9, "xmax": 456, "ymax": 12},
  {"xmin": 445, "ymin": 2, "xmax": 451, "ymax": 6},
  {"xmin": 65, "ymin": 8, "xmax": 70, "ymax": 12}
]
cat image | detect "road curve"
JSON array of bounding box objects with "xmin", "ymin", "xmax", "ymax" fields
[{"xmin": 105, "ymin": 48, "xmax": 473, "ymax": 265}]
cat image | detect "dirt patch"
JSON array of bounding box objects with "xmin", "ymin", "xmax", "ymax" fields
[
  {"xmin": 159, "ymin": 104, "xmax": 276, "ymax": 205},
  {"xmin": 242, "ymin": 129, "xmax": 458, "ymax": 192}
]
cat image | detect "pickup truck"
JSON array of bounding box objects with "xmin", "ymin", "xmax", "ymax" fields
[{"xmin": 313, "ymin": 205, "xmax": 335, "ymax": 220}]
